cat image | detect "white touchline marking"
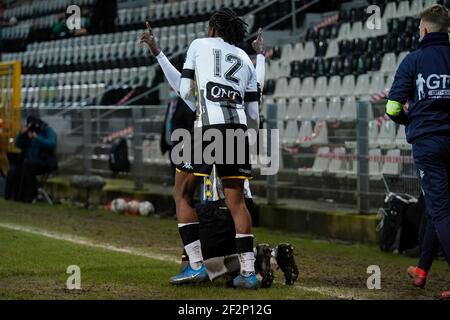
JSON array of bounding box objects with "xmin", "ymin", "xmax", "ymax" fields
[
  {"xmin": 0, "ymin": 222, "xmax": 364, "ymax": 299},
  {"xmin": 293, "ymin": 285, "xmax": 364, "ymax": 300},
  {"xmin": 0, "ymin": 222, "xmax": 179, "ymax": 264}
]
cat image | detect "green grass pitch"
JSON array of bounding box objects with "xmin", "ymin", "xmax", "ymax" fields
[{"xmin": 0, "ymin": 199, "xmax": 448, "ymax": 300}]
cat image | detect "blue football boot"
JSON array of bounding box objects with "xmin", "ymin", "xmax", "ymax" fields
[
  {"xmin": 232, "ymin": 273, "xmax": 259, "ymax": 289},
  {"xmin": 169, "ymin": 264, "xmax": 209, "ymax": 285}
]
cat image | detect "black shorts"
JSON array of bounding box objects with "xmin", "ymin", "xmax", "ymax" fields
[{"xmin": 174, "ymin": 124, "xmax": 252, "ymax": 180}]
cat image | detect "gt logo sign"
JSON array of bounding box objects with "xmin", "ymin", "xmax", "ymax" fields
[
  {"xmin": 206, "ymin": 82, "xmax": 243, "ymax": 105},
  {"xmin": 417, "ymin": 74, "xmax": 450, "ymax": 99},
  {"xmin": 426, "ymin": 74, "xmax": 450, "ymax": 89}
]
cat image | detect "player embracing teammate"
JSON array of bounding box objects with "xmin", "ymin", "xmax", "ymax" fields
[{"xmin": 141, "ymin": 8, "xmax": 265, "ymax": 289}]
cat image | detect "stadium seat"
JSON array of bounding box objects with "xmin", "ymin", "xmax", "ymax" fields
[
  {"xmin": 369, "ymin": 72, "xmax": 386, "ymax": 94},
  {"xmin": 273, "ymin": 78, "xmax": 289, "ymax": 99},
  {"xmin": 341, "ymin": 75, "xmax": 355, "ymax": 96},
  {"xmin": 377, "ymin": 120, "xmax": 397, "ymax": 149},
  {"xmin": 121, "ymin": 68, "xmax": 131, "ymax": 88},
  {"xmin": 278, "ymin": 61, "xmax": 291, "ymax": 78},
  {"xmin": 112, "ymin": 69, "xmax": 121, "ymax": 88},
  {"xmin": 325, "ymin": 39, "xmax": 339, "ymax": 58},
  {"xmin": 326, "ymin": 96, "xmax": 341, "ymax": 122},
  {"xmin": 354, "ymin": 74, "xmax": 371, "ymax": 96},
  {"xmin": 380, "ymin": 53, "xmax": 397, "ymax": 73},
  {"xmin": 369, "ymin": 148, "xmax": 382, "ymax": 179},
  {"xmin": 268, "ymin": 63, "xmax": 278, "ymax": 80},
  {"xmin": 368, "ymin": 120, "xmax": 379, "ymax": 147},
  {"xmin": 345, "ymin": 151, "xmax": 358, "ymax": 178},
  {"xmin": 298, "ymin": 98, "xmax": 313, "ymax": 121},
  {"xmin": 298, "ymin": 146, "xmax": 330, "ymax": 176},
  {"xmin": 297, "ymin": 120, "xmax": 313, "ymax": 147},
  {"xmin": 312, "ymin": 76, "xmax": 328, "ymax": 97},
  {"xmin": 287, "ymin": 78, "xmax": 301, "ymax": 98},
  {"xmin": 326, "ymin": 76, "xmax": 341, "ymax": 97},
  {"xmin": 292, "ymin": 43, "xmax": 303, "ymax": 61},
  {"xmin": 281, "ymin": 43, "xmax": 294, "ymax": 62},
  {"xmin": 62, "ymin": 85, "xmax": 72, "ymax": 107},
  {"xmin": 382, "ymin": 2, "xmax": 398, "ymax": 20},
  {"xmin": 382, "ymin": 149, "xmax": 401, "ymax": 176},
  {"xmin": 96, "ymin": 69, "xmax": 105, "ymax": 85},
  {"xmin": 312, "ymin": 97, "xmax": 328, "ymax": 121},
  {"xmin": 328, "ymin": 147, "xmax": 348, "ymax": 176},
  {"xmin": 339, "ymin": 96, "xmax": 357, "ymax": 122},
  {"xmin": 143, "ymin": 139, "xmax": 162, "ymax": 164},
  {"xmin": 312, "ymin": 120, "xmax": 329, "ymax": 145},
  {"xmin": 424, "ymin": 0, "xmax": 438, "ymax": 7},
  {"xmin": 285, "ymin": 98, "xmax": 300, "ymax": 120},
  {"xmin": 350, "ymin": 21, "xmax": 364, "ymax": 39},
  {"xmin": 385, "ymin": 72, "xmax": 395, "ymax": 90},
  {"xmin": 395, "ymin": 126, "xmax": 410, "ymax": 150},
  {"xmin": 275, "ymin": 98, "xmax": 287, "ymax": 120},
  {"xmin": 282, "ymin": 120, "xmax": 299, "ymax": 145},
  {"xmin": 396, "ymin": 1, "xmax": 411, "ymax": 18},
  {"xmin": 299, "ymin": 77, "xmax": 314, "ymax": 98},
  {"xmin": 396, "ymin": 51, "xmax": 409, "ymax": 69},
  {"xmin": 338, "ymin": 23, "xmax": 351, "ymax": 40},
  {"xmin": 102, "ymin": 69, "xmax": 112, "ymax": 87},
  {"xmin": 301, "ymin": 42, "xmax": 316, "ymax": 61}
]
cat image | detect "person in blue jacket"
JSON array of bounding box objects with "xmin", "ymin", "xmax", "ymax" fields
[
  {"xmin": 386, "ymin": 4, "xmax": 450, "ymax": 298},
  {"xmin": 4, "ymin": 116, "xmax": 57, "ymax": 202}
]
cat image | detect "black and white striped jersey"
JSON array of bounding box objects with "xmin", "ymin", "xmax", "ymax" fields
[{"xmin": 180, "ymin": 37, "xmax": 260, "ymax": 128}]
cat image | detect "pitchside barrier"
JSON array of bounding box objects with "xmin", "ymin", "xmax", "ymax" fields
[
  {"xmin": 265, "ymin": 99, "xmax": 420, "ymax": 213},
  {"xmin": 21, "ymin": 105, "xmax": 170, "ymax": 188},
  {"xmin": 0, "ymin": 60, "xmax": 21, "ymax": 176},
  {"xmin": 19, "ymin": 98, "xmax": 420, "ymax": 213}
]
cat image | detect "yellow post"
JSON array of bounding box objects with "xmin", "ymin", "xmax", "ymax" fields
[{"xmin": 0, "ymin": 60, "xmax": 21, "ymax": 176}]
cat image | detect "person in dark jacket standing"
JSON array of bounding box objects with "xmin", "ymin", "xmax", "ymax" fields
[
  {"xmin": 159, "ymin": 90, "xmax": 196, "ymax": 217},
  {"xmin": 4, "ymin": 116, "xmax": 57, "ymax": 203},
  {"xmin": 386, "ymin": 4, "xmax": 450, "ymax": 298},
  {"xmin": 160, "ymin": 89, "xmax": 196, "ymax": 175}
]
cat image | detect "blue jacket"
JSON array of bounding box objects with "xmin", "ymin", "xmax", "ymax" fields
[
  {"xmin": 387, "ymin": 32, "xmax": 450, "ymax": 144},
  {"xmin": 16, "ymin": 126, "xmax": 58, "ymax": 169}
]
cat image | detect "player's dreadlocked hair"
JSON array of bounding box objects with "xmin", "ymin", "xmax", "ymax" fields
[{"xmin": 209, "ymin": 8, "xmax": 248, "ymax": 46}]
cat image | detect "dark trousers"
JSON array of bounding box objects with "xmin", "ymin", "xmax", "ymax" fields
[
  {"xmin": 418, "ymin": 215, "xmax": 441, "ymax": 271},
  {"xmin": 168, "ymin": 153, "xmax": 176, "ymax": 215},
  {"xmin": 4, "ymin": 159, "xmax": 49, "ymax": 203},
  {"xmin": 413, "ymin": 136, "xmax": 450, "ymax": 270}
]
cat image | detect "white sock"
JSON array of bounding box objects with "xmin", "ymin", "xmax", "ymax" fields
[
  {"xmin": 235, "ymin": 234, "xmax": 255, "ymax": 276},
  {"xmin": 184, "ymin": 240, "xmax": 203, "ymax": 270},
  {"xmin": 238, "ymin": 252, "xmax": 255, "ymax": 276}
]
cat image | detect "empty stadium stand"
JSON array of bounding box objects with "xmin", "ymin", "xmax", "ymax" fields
[
  {"xmin": 2, "ymin": 0, "xmax": 448, "ymax": 208},
  {"xmin": 2, "ymin": 0, "xmax": 267, "ymax": 108}
]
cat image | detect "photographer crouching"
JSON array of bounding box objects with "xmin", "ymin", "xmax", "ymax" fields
[{"xmin": 5, "ymin": 116, "xmax": 57, "ymax": 203}]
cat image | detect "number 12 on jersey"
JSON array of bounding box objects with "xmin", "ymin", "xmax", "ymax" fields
[{"xmin": 213, "ymin": 49, "xmax": 243, "ymax": 85}]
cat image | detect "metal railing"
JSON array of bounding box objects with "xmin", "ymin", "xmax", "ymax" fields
[
  {"xmin": 18, "ymin": 96, "xmax": 422, "ymax": 214},
  {"xmin": 264, "ymin": 99, "xmax": 421, "ymax": 213}
]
